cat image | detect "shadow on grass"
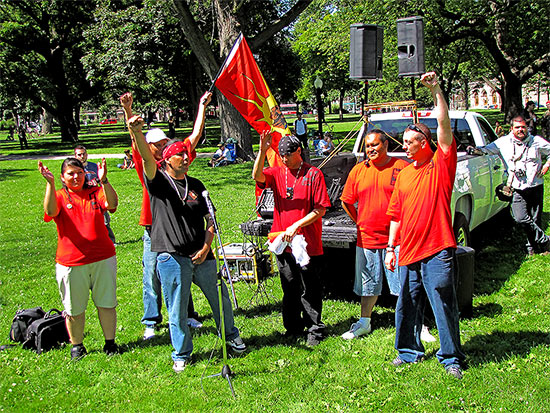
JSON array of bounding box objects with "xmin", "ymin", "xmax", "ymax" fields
[
  {"xmin": 471, "ymin": 208, "xmax": 548, "ymax": 296},
  {"xmin": 0, "ymin": 167, "xmax": 30, "ymax": 181},
  {"xmin": 464, "ymin": 330, "xmax": 550, "ymax": 366}
]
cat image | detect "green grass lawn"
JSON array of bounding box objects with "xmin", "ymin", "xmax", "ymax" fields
[{"xmin": 1, "ymin": 117, "xmax": 550, "ymax": 411}]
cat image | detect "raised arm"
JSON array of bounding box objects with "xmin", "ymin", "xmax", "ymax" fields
[
  {"xmin": 187, "ymin": 91, "xmax": 213, "ymax": 151},
  {"xmin": 128, "ymin": 115, "xmax": 157, "ymax": 180},
  {"xmin": 97, "ymin": 158, "xmax": 118, "ymax": 210},
  {"xmin": 421, "ymin": 72, "xmax": 453, "ymax": 153},
  {"xmin": 120, "ymin": 92, "xmax": 137, "ymax": 150},
  {"xmin": 38, "ymin": 161, "xmax": 59, "ymax": 217},
  {"xmin": 252, "ymin": 130, "xmax": 272, "ymax": 183}
]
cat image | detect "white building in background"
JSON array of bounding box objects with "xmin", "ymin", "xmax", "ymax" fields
[{"xmin": 450, "ymin": 80, "xmax": 550, "ymax": 111}]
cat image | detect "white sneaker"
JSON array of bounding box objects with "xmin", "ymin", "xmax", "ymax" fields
[
  {"xmin": 341, "ymin": 321, "xmax": 371, "ymax": 340},
  {"xmin": 420, "ymin": 325, "xmax": 436, "ymax": 343},
  {"xmin": 228, "ymin": 336, "xmax": 246, "ymax": 353},
  {"xmin": 173, "ymin": 359, "xmax": 189, "ymax": 373},
  {"xmin": 143, "ymin": 327, "xmax": 156, "ymax": 340},
  {"xmin": 187, "ymin": 318, "xmax": 203, "ymax": 328}
]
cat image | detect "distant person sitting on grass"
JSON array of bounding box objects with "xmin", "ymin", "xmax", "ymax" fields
[
  {"xmin": 117, "ymin": 149, "xmax": 135, "ymax": 169},
  {"xmin": 38, "ymin": 157, "xmax": 120, "ymax": 360},
  {"xmin": 208, "ymin": 142, "xmax": 233, "ymax": 167}
]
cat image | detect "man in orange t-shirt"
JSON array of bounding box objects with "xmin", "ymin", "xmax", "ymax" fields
[
  {"xmin": 340, "ymin": 129, "xmax": 408, "ymax": 339},
  {"xmin": 385, "ymin": 72, "xmax": 465, "ymax": 379}
]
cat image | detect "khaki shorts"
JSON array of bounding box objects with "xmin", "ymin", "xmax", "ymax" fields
[{"xmin": 56, "ymin": 256, "xmax": 117, "ymax": 316}]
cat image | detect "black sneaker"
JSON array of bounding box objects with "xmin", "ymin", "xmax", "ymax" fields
[
  {"xmin": 71, "ymin": 345, "xmax": 87, "ymax": 360},
  {"xmin": 445, "ymin": 365, "xmax": 463, "ymax": 379},
  {"xmin": 103, "ymin": 342, "xmax": 120, "ymax": 356}
]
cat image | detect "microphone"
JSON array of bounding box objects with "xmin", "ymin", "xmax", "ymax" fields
[{"xmin": 202, "ymin": 190, "xmax": 215, "ymax": 215}]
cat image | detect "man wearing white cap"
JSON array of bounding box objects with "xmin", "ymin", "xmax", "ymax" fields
[{"xmin": 120, "ymin": 92, "xmax": 211, "ymax": 340}]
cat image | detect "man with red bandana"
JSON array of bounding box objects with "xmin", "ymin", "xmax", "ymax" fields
[
  {"xmin": 121, "ymin": 92, "xmax": 210, "ymax": 340},
  {"xmin": 253, "ymin": 133, "xmax": 330, "ymax": 346},
  {"xmin": 127, "ymin": 113, "xmax": 245, "ymax": 373},
  {"xmin": 385, "ymin": 72, "xmax": 465, "ymax": 379}
]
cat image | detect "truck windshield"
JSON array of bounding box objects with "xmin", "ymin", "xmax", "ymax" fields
[{"xmin": 366, "ymin": 118, "xmax": 474, "ymax": 152}]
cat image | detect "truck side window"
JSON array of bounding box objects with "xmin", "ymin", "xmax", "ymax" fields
[
  {"xmin": 477, "ymin": 117, "xmax": 499, "ymax": 143},
  {"xmin": 451, "ymin": 119, "xmax": 475, "ymax": 151}
]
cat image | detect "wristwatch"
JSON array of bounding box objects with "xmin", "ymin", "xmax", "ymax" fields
[{"xmin": 386, "ymin": 244, "xmax": 395, "ymax": 252}]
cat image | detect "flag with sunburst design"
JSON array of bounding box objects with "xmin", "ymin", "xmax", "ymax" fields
[{"xmin": 215, "ymin": 33, "xmax": 290, "ymax": 167}]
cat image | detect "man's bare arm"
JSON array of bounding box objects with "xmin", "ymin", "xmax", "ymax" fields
[
  {"xmin": 187, "ymin": 92, "xmax": 212, "ymax": 151},
  {"xmin": 421, "ymin": 72, "xmax": 453, "ymax": 153}
]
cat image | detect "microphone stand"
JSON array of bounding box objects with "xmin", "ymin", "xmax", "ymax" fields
[{"xmin": 202, "ymin": 190, "xmax": 237, "ymax": 397}]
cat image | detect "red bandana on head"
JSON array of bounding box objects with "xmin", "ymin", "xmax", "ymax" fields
[{"xmin": 157, "ymin": 139, "xmax": 196, "ymax": 167}]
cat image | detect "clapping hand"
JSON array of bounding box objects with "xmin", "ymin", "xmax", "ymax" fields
[{"xmin": 38, "ymin": 161, "xmax": 55, "ymax": 185}]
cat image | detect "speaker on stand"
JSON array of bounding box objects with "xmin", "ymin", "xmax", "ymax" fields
[
  {"xmin": 349, "ymin": 24, "xmax": 384, "ymax": 116},
  {"xmin": 397, "ymin": 16, "xmax": 425, "ymax": 102}
]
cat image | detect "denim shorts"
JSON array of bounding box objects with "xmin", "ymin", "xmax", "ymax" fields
[{"xmin": 354, "ymin": 246, "xmax": 400, "ymax": 296}]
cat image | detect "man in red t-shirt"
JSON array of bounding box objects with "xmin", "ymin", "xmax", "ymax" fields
[
  {"xmin": 253, "ymin": 133, "xmax": 331, "ymax": 346},
  {"xmin": 385, "ymin": 72, "xmax": 465, "ymax": 379},
  {"xmin": 340, "ymin": 129, "xmax": 408, "ymax": 339},
  {"xmin": 120, "ymin": 91, "xmax": 211, "ymax": 339}
]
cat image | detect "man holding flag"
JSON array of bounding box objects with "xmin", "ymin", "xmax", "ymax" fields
[{"xmin": 253, "ymin": 132, "xmax": 330, "ymax": 346}]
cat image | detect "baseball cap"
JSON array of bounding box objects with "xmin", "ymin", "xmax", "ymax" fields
[
  {"xmin": 278, "ymin": 135, "xmax": 301, "ymax": 156},
  {"xmin": 146, "ymin": 128, "xmax": 168, "ymax": 144}
]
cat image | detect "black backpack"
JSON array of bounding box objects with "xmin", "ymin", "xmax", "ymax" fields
[
  {"xmin": 9, "ymin": 307, "xmax": 46, "ymax": 342},
  {"xmin": 22, "ymin": 309, "xmax": 70, "ymax": 354}
]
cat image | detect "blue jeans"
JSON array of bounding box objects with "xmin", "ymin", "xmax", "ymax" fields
[
  {"xmin": 156, "ymin": 253, "xmax": 239, "ymax": 361},
  {"xmin": 141, "ymin": 229, "xmax": 163, "ymax": 327},
  {"xmin": 395, "ymin": 248, "xmax": 465, "ymax": 368}
]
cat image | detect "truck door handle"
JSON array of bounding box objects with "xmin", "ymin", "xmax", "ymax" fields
[{"xmin": 494, "ymin": 165, "xmax": 501, "ymax": 170}]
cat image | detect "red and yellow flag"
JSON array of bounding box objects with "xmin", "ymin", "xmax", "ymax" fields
[{"xmin": 215, "ymin": 33, "xmax": 290, "ymax": 167}]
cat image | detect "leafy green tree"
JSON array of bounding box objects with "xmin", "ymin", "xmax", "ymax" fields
[
  {"xmin": 405, "ymin": 0, "xmax": 550, "ymax": 120},
  {"xmin": 0, "ymin": 0, "xmax": 98, "ymax": 141},
  {"xmin": 82, "ymin": 0, "xmax": 208, "ymax": 126}
]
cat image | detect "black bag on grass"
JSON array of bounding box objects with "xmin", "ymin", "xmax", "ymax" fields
[
  {"xmin": 22, "ymin": 309, "xmax": 70, "ymax": 354},
  {"xmin": 9, "ymin": 307, "xmax": 46, "ymax": 342}
]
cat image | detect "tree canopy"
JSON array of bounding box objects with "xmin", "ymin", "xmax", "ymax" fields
[{"xmin": 0, "ymin": 0, "xmax": 98, "ymax": 141}]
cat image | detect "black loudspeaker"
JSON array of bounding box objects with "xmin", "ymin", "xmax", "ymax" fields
[
  {"xmin": 397, "ymin": 16, "xmax": 425, "ymax": 77},
  {"xmin": 349, "ymin": 24, "xmax": 384, "ymax": 81}
]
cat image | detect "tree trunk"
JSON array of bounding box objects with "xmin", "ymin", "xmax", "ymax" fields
[
  {"xmin": 58, "ymin": 110, "xmax": 79, "ymax": 142},
  {"xmin": 501, "ymin": 73, "xmax": 523, "ymax": 122},
  {"xmin": 338, "ymin": 90, "xmax": 344, "ymax": 121},
  {"xmin": 41, "ymin": 108, "xmax": 53, "ymax": 134},
  {"xmin": 214, "ymin": 1, "xmax": 254, "ymax": 159}
]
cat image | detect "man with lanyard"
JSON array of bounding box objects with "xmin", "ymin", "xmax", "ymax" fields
[
  {"xmin": 253, "ymin": 133, "xmax": 331, "ymax": 346},
  {"xmin": 294, "ymin": 113, "xmax": 309, "ymax": 162},
  {"xmin": 128, "ymin": 114, "xmax": 245, "ymax": 372},
  {"xmin": 471, "ymin": 116, "xmax": 550, "ymax": 255},
  {"xmin": 120, "ymin": 92, "xmax": 210, "ymax": 339},
  {"xmin": 74, "ymin": 145, "xmax": 116, "ymax": 244},
  {"xmin": 385, "ymin": 72, "xmax": 465, "ymax": 379},
  {"xmin": 340, "ymin": 129, "xmax": 409, "ymax": 339}
]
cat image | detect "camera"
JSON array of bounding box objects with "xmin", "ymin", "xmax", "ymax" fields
[{"xmin": 513, "ymin": 169, "xmax": 526, "ymax": 179}]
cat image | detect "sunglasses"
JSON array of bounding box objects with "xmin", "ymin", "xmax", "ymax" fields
[{"xmin": 407, "ymin": 124, "xmax": 429, "ymax": 141}]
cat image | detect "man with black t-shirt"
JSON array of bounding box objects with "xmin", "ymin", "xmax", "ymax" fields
[{"xmin": 128, "ymin": 115, "xmax": 245, "ymax": 373}]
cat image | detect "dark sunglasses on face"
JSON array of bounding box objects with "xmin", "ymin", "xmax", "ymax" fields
[{"xmin": 407, "ymin": 124, "xmax": 429, "ymax": 141}]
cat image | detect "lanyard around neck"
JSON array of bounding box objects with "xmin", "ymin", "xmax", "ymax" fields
[{"xmin": 162, "ymin": 170, "xmax": 188, "ymax": 204}]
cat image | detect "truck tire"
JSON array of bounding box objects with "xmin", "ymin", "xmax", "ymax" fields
[{"xmin": 453, "ymin": 212, "xmax": 471, "ymax": 247}]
